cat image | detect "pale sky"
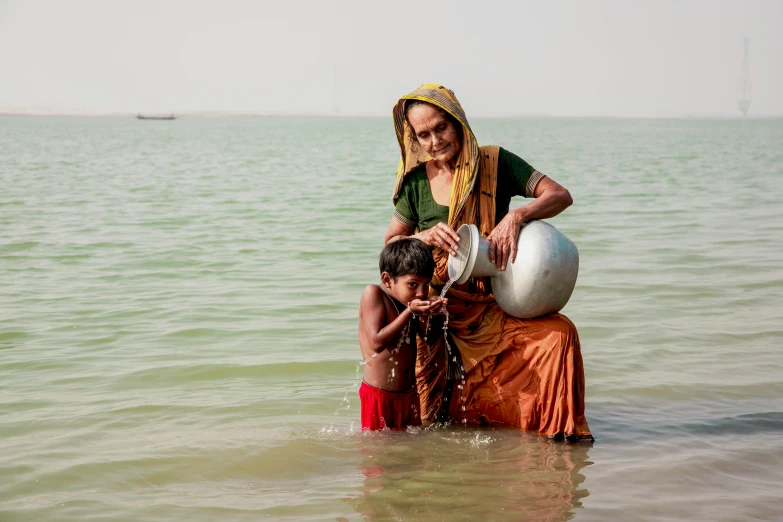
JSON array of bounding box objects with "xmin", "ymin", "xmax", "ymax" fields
[{"xmin": 1, "ymin": 0, "xmax": 781, "ymax": 116}]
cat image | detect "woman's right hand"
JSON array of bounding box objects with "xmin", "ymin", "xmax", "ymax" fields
[{"xmin": 416, "ymin": 222, "xmax": 460, "ymax": 256}]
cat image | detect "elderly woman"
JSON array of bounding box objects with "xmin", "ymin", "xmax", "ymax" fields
[{"xmin": 384, "ymin": 84, "xmax": 592, "ymax": 440}]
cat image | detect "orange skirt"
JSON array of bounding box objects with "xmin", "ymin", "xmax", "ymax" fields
[{"xmin": 416, "ymin": 298, "xmax": 591, "ymax": 439}]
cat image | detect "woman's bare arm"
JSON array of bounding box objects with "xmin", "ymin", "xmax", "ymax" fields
[
  {"xmin": 384, "ymin": 218, "xmax": 460, "ymax": 255},
  {"xmin": 487, "ymin": 176, "xmax": 573, "ymax": 271},
  {"xmin": 384, "ymin": 219, "xmax": 414, "ymax": 244}
]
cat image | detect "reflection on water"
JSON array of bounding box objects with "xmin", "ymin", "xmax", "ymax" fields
[{"xmin": 348, "ymin": 427, "xmax": 592, "ymax": 521}]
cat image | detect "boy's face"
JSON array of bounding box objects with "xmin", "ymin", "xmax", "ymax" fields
[{"xmin": 382, "ymin": 273, "xmax": 431, "ymax": 305}]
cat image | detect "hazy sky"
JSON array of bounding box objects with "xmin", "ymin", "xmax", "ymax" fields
[{"xmin": 1, "ymin": 0, "xmax": 781, "ymax": 116}]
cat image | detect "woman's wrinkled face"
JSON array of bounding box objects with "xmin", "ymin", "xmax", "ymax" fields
[{"xmin": 407, "ymin": 104, "xmax": 461, "ymax": 165}]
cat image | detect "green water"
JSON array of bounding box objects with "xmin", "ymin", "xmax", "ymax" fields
[{"xmin": 1, "ymin": 115, "xmax": 782, "ymax": 521}]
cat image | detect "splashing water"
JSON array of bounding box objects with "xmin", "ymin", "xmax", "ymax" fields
[
  {"xmin": 424, "ymin": 276, "xmax": 456, "ymax": 342},
  {"xmin": 359, "ymin": 352, "xmax": 378, "ymax": 366},
  {"xmin": 439, "ymin": 276, "xmax": 457, "ymax": 299},
  {"xmin": 425, "ymin": 276, "xmax": 456, "ymax": 343},
  {"xmin": 333, "ymin": 392, "xmax": 352, "ymax": 416},
  {"xmin": 429, "ymin": 276, "xmax": 469, "ymax": 423},
  {"xmin": 470, "ymin": 433, "xmax": 494, "ymax": 447},
  {"xmin": 439, "ymin": 277, "xmax": 460, "ymax": 381}
]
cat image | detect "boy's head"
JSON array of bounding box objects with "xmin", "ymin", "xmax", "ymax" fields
[{"xmin": 379, "ymin": 238, "xmax": 435, "ymax": 304}]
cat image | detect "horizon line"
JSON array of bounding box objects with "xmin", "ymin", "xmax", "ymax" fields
[{"xmin": 1, "ymin": 109, "xmax": 781, "ymax": 119}]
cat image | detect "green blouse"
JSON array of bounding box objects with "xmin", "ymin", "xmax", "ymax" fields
[{"xmin": 393, "ymin": 147, "xmax": 544, "ymax": 231}]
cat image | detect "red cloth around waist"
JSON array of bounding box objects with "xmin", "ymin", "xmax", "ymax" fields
[{"xmin": 359, "ymin": 381, "xmax": 422, "ymax": 431}]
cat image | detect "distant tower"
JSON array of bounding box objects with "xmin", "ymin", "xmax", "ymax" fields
[{"xmin": 737, "ymin": 38, "xmax": 751, "ymax": 117}]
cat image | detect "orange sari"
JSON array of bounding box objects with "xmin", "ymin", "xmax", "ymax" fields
[{"xmin": 393, "ymin": 85, "xmax": 591, "ymax": 438}]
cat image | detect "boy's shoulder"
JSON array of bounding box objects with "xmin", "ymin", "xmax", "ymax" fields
[
  {"xmin": 359, "ymin": 285, "xmax": 388, "ymax": 310},
  {"xmin": 360, "ymin": 284, "xmax": 385, "ymax": 302}
]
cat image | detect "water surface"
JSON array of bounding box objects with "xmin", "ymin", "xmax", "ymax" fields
[{"xmin": 1, "ymin": 115, "xmax": 782, "ymax": 521}]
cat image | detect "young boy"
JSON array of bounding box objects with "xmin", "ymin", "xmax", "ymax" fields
[{"xmin": 358, "ymin": 238, "xmax": 446, "ymax": 431}]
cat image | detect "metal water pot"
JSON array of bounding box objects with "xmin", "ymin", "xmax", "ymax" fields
[{"xmin": 447, "ymin": 221, "xmax": 579, "ymax": 318}]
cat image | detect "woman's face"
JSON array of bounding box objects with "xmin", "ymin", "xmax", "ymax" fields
[{"xmin": 407, "ymin": 104, "xmax": 461, "ymax": 165}]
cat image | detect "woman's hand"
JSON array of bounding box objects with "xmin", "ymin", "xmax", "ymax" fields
[
  {"xmin": 486, "ymin": 176, "xmax": 574, "ymax": 271},
  {"xmin": 416, "ymin": 222, "xmax": 460, "ymax": 256},
  {"xmin": 486, "ymin": 211, "xmax": 525, "ymax": 271}
]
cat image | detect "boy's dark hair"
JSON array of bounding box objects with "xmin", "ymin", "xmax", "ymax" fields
[{"xmin": 379, "ymin": 238, "xmax": 435, "ymax": 279}]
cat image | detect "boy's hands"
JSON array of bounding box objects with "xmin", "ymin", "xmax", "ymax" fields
[{"xmin": 408, "ymin": 296, "xmax": 448, "ymax": 315}]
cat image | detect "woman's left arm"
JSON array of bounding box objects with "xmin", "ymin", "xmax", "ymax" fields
[{"xmin": 486, "ymin": 176, "xmax": 573, "ymax": 271}]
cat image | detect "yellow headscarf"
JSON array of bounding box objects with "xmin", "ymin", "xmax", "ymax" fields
[
  {"xmin": 392, "ymin": 84, "xmax": 480, "ymax": 228},
  {"xmin": 391, "ymin": 84, "xmax": 499, "ymax": 294}
]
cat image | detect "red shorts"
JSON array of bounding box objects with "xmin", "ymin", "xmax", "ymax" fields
[{"xmin": 359, "ymin": 381, "xmax": 422, "ymax": 431}]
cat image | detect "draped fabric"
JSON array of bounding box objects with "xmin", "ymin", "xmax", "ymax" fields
[
  {"xmin": 392, "ymin": 84, "xmax": 480, "ymax": 229},
  {"xmin": 393, "ymin": 85, "xmax": 592, "ymax": 438}
]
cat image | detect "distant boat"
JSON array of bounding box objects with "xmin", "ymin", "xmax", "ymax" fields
[{"xmin": 137, "ymin": 113, "xmax": 176, "ymax": 120}]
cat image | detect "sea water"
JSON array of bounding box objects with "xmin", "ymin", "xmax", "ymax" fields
[{"xmin": 1, "ymin": 115, "xmax": 782, "ymax": 521}]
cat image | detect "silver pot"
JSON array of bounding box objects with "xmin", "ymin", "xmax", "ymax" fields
[{"xmin": 447, "ymin": 221, "xmax": 579, "ymax": 318}]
